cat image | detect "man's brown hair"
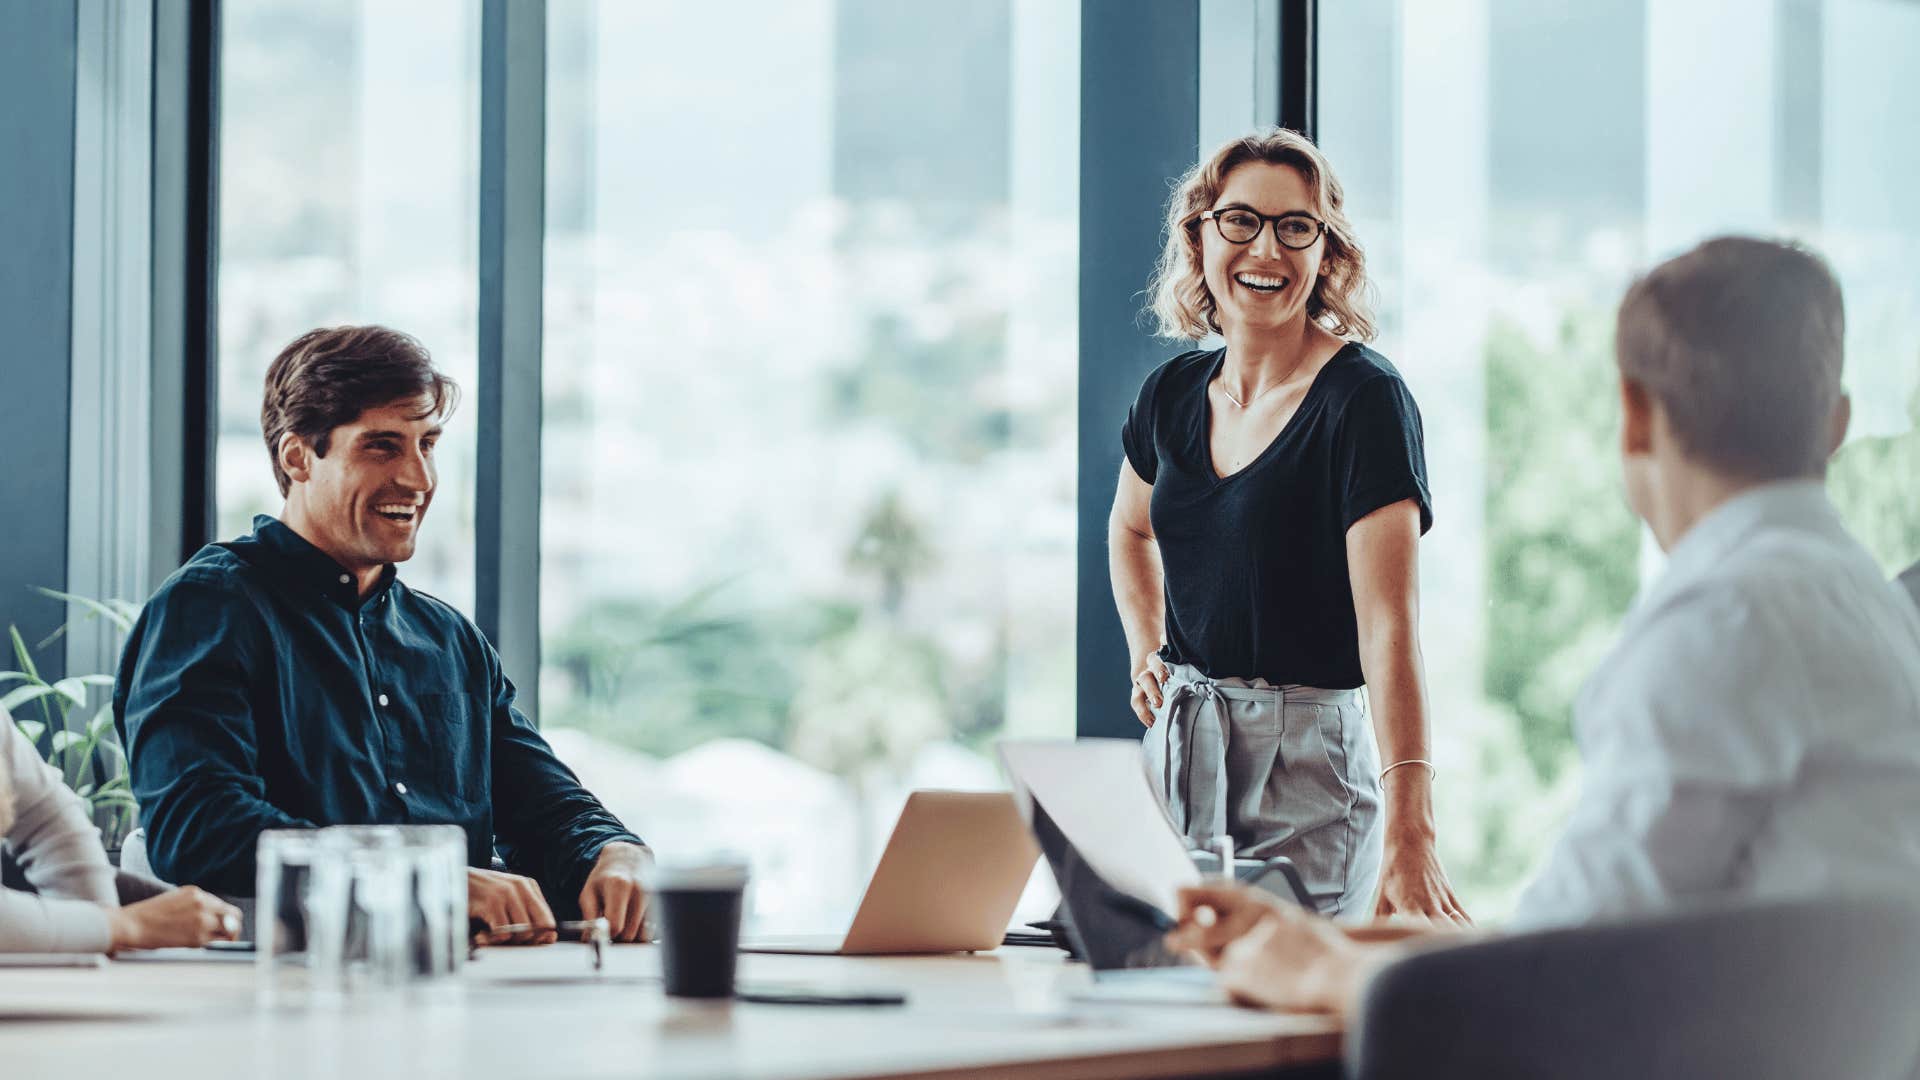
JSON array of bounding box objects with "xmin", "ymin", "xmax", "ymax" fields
[
  {"xmin": 1616, "ymin": 236, "xmax": 1845, "ymax": 480},
  {"xmin": 260, "ymin": 326, "xmax": 460, "ymax": 497}
]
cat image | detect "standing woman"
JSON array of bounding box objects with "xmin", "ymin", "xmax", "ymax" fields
[{"xmin": 1110, "ymin": 129, "xmax": 1465, "ymax": 922}]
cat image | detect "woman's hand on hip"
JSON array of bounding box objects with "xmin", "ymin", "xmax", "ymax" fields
[
  {"xmin": 1373, "ymin": 835, "xmax": 1472, "ymax": 927},
  {"xmin": 1130, "ymin": 652, "xmax": 1171, "ymax": 727}
]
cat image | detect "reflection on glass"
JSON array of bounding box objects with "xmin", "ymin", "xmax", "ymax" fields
[
  {"xmin": 540, "ymin": 0, "xmax": 1079, "ymax": 931},
  {"xmin": 216, "ymin": 0, "xmax": 480, "ymax": 609},
  {"xmin": 1321, "ymin": 0, "xmax": 1920, "ymax": 917}
]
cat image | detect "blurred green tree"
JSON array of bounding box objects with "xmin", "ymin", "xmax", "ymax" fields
[
  {"xmin": 1482, "ymin": 310, "xmax": 1641, "ymax": 785},
  {"xmin": 1829, "ymin": 380, "xmax": 1920, "ymax": 576}
]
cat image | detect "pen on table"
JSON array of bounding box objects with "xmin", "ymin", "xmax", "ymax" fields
[{"xmin": 481, "ymin": 918, "xmax": 609, "ymax": 938}]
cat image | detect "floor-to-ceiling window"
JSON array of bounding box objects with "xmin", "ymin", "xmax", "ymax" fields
[
  {"xmin": 216, "ymin": 0, "xmax": 480, "ymax": 610},
  {"xmin": 1320, "ymin": 0, "xmax": 1920, "ymax": 917},
  {"xmin": 538, "ymin": 0, "xmax": 1080, "ymax": 931}
]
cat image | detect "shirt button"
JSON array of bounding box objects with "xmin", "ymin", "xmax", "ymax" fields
[
  {"xmin": 338, "ymin": 574, "xmax": 351, "ymax": 585},
  {"xmin": 394, "ymin": 781, "xmax": 409, "ymax": 796},
  {"xmin": 377, "ymin": 693, "xmax": 390, "ymax": 707}
]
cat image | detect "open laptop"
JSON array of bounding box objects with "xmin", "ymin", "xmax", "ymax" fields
[
  {"xmin": 740, "ymin": 790, "xmax": 1040, "ymax": 956},
  {"xmin": 999, "ymin": 739, "xmax": 1316, "ymax": 1004},
  {"xmin": 1026, "ymin": 798, "xmax": 1231, "ymax": 1003}
]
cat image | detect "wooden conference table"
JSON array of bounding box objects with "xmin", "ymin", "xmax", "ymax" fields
[{"xmin": 0, "ymin": 943, "xmax": 1341, "ymax": 1079}]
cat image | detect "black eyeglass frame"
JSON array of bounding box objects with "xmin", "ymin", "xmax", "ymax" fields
[{"xmin": 1195, "ymin": 208, "xmax": 1327, "ymax": 250}]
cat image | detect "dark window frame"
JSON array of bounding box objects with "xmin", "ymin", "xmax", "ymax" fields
[{"xmin": 178, "ymin": 0, "xmax": 1305, "ymax": 732}]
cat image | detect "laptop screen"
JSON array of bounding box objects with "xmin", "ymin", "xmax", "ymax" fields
[{"xmin": 1029, "ymin": 800, "xmax": 1201, "ymax": 973}]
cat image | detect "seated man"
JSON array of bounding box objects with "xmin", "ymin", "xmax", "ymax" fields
[
  {"xmin": 115, "ymin": 326, "xmax": 650, "ymax": 943},
  {"xmin": 1167, "ymin": 237, "xmax": 1920, "ymax": 1014}
]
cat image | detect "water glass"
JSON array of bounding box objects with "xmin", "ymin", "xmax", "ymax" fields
[
  {"xmin": 256, "ymin": 828, "xmax": 328, "ymax": 1004},
  {"xmin": 398, "ymin": 825, "xmax": 468, "ymax": 979},
  {"xmin": 316, "ymin": 826, "xmax": 411, "ymax": 992}
]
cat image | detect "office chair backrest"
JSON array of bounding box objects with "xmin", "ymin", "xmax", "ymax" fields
[{"xmin": 1347, "ymin": 895, "xmax": 1920, "ymax": 1080}]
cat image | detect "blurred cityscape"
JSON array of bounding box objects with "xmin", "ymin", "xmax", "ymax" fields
[{"xmin": 214, "ymin": 0, "xmax": 1917, "ymax": 927}]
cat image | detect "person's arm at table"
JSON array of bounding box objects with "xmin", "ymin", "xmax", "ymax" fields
[
  {"xmin": 2, "ymin": 711, "xmax": 116, "ymax": 907},
  {"xmin": 0, "ymin": 884, "xmax": 242, "ymax": 954},
  {"xmin": 1167, "ymin": 883, "xmax": 1431, "ymax": 1017},
  {"xmin": 484, "ymin": 646, "xmax": 650, "ymax": 942},
  {"xmin": 1347, "ymin": 499, "xmax": 1468, "ymax": 925},
  {"xmin": 117, "ymin": 575, "xmax": 315, "ymax": 895}
]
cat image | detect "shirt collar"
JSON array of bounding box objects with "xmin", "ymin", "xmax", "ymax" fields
[
  {"xmin": 250, "ymin": 514, "xmax": 398, "ymax": 608},
  {"xmin": 1641, "ymin": 479, "xmax": 1838, "ymax": 607}
]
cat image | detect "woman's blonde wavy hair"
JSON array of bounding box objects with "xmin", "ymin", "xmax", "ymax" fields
[{"xmin": 1148, "ymin": 128, "xmax": 1376, "ymax": 342}]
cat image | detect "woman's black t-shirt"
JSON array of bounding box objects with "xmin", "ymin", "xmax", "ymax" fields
[{"xmin": 1120, "ymin": 343, "xmax": 1432, "ymax": 689}]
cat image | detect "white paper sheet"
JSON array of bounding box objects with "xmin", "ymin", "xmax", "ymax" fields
[{"xmin": 997, "ymin": 739, "xmax": 1199, "ymax": 915}]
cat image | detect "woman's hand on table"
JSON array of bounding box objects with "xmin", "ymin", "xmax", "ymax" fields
[
  {"xmin": 1373, "ymin": 833, "xmax": 1471, "ymax": 926},
  {"xmin": 108, "ymin": 886, "xmax": 243, "ymax": 953}
]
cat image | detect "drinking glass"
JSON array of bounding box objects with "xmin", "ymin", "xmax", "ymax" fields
[
  {"xmin": 397, "ymin": 825, "xmax": 468, "ymax": 980},
  {"xmin": 317, "ymin": 826, "xmax": 410, "ymax": 992},
  {"xmin": 256, "ymin": 828, "xmax": 329, "ymax": 1005}
]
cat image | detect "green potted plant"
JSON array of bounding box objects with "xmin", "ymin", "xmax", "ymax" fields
[{"xmin": 2, "ymin": 588, "xmax": 141, "ymax": 855}]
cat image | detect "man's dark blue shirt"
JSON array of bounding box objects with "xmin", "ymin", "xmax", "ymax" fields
[{"xmin": 114, "ymin": 515, "xmax": 641, "ymax": 915}]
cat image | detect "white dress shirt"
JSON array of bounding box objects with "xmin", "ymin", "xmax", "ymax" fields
[{"xmin": 1511, "ymin": 481, "xmax": 1920, "ymax": 929}]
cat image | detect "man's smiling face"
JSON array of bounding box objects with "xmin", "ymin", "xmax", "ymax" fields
[{"xmin": 281, "ymin": 394, "xmax": 441, "ymax": 573}]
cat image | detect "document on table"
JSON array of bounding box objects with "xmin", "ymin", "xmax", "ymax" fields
[
  {"xmin": 0, "ymin": 953, "xmax": 106, "ymax": 969},
  {"xmin": 110, "ymin": 947, "xmax": 255, "ymax": 963},
  {"xmin": 998, "ymin": 739, "xmax": 1199, "ymax": 915}
]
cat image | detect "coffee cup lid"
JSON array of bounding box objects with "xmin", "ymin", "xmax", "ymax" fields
[{"xmin": 648, "ymin": 854, "xmax": 751, "ymax": 890}]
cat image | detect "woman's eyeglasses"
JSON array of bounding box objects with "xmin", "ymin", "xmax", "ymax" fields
[{"xmin": 1196, "ymin": 208, "xmax": 1325, "ymax": 250}]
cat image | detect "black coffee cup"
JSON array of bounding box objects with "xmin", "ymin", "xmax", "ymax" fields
[{"xmin": 651, "ymin": 859, "xmax": 750, "ymax": 998}]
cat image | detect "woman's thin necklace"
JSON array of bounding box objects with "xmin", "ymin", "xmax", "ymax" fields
[{"xmin": 1217, "ymin": 357, "xmax": 1306, "ymax": 409}]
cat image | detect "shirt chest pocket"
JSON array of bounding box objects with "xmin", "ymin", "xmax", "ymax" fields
[{"xmin": 404, "ymin": 690, "xmax": 488, "ymax": 807}]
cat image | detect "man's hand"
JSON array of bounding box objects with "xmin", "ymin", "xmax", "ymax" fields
[
  {"xmin": 1163, "ymin": 881, "xmax": 1285, "ymax": 963},
  {"xmin": 1167, "ymin": 882, "xmax": 1374, "ymax": 1016},
  {"xmin": 468, "ymin": 867, "xmax": 557, "ymax": 945},
  {"xmin": 579, "ymin": 842, "xmax": 652, "ymax": 943}
]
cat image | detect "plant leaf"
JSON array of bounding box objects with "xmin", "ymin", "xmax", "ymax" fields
[
  {"xmin": 0, "ymin": 684, "xmax": 58, "ymax": 714},
  {"xmin": 9, "ymin": 627, "xmax": 40, "ymax": 683},
  {"xmin": 88, "ymin": 707, "xmax": 115, "ymax": 738},
  {"xmin": 14, "ymin": 718, "xmax": 46, "ymax": 745},
  {"xmin": 0, "ymin": 672, "xmax": 32, "ymax": 687},
  {"xmin": 90, "ymin": 789, "xmax": 140, "ymax": 810},
  {"xmin": 76, "ymin": 782, "xmax": 95, "ymax": 797},
  {"xmin": 76, "ymin": 674, "xmax": 115, "ymax": 688},
  {"xmin": 34, "ymin": 587, "xmax": 137, "ymax": 635},
  {"xmin": 50, "ymin": 677, "xmax": 88, "ymax": 706},
  {"xmin": 50, "ymin": 730, "xmax": 84, "ymax": 753}
]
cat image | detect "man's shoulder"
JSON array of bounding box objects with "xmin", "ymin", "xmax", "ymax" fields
[
  {"xmin": 1595, "ymin": 533, "xmax": 1915, "ymax": 761},
  {"xmin": 149, "ymin": 541, "xmax": 266, "ymax": 604}
]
